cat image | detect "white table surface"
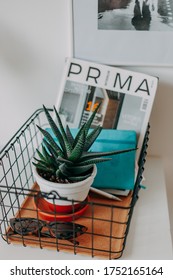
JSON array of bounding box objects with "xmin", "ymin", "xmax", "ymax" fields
[{"xmin": 0, "ymin": 157, "xmax": 172, "ymax": 260}]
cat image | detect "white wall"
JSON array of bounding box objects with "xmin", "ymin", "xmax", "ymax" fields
[
  {"xmin": 0, "ymin": 0, "xmax": 71, "ymax": 144},
  {"xmin": 0, "ymin": 0, "xmax": 173, "ymax": 240},
  {"xmin": 127, "ymin": 66, "xmax": 173, "ymax": 241}
]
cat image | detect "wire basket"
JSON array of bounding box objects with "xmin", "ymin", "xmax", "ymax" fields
[{"xmin": 0, "ymin": 108, "xmax": 149, "ymax": 259}]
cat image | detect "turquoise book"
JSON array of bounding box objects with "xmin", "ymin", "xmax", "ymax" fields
[
  {"xmin": 46, "ymin": 128, "xmax": 137, "ymax": 190},
  {"xmin": 90, "ymin": 129, "xmax": 137, "ymax": 190}
]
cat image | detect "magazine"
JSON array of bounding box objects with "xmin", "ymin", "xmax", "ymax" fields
[{"xmin": 56, "ymin": 57, "xmax": 158, "ymax": 160}]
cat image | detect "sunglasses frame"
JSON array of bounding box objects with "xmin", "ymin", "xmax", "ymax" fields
[{"xmin": 9, "ymin": 217, "xmax": 87, "ymax": 245}]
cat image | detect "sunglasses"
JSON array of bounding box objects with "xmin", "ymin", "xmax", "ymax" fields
[{"xmin": 9, "ymin": 217, "xmax": 87, "ymax": 245}]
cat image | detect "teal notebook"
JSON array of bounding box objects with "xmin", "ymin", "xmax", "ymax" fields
[
  {"xmin": 90, "ymin": 129, "xmax": 137, "ymax": 190},
  {"xmin": 45, "ymin": 128, "xmax": 137, "ymax": 190}
]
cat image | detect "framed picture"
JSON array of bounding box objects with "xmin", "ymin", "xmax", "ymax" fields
[{"xmin": 72, "ymin": 0, "xmax": 173, "ymax": 66}]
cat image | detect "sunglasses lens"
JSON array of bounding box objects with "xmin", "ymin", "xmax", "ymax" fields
[
  {"xmin": 49, "ymin": 222, "xmax": 87, "ymax": 240},
  {"xmin": 10, "ymin": 218, "xmax": 43, "ymax": 235}
]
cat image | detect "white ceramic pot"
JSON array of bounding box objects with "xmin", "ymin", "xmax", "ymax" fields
[{"xmin": 32, "ymin": 165, "xmax": 97, "ymax": 206}]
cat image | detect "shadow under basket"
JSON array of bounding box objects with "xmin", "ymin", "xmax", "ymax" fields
[{"xmin": 0, "ymin": 108, "xmax": 149, "ymax": 259}]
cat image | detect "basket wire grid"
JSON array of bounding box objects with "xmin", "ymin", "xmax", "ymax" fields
[{"xmin": 0, "ymin": 108, "xmax": 149, "ymax": 259}]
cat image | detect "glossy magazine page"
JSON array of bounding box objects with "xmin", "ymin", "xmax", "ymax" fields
[{"xmin": 56, "ymin": 57, "xmax": 158, "ymax": 160}]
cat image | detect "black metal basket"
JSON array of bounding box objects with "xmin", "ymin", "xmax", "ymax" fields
[{"xmin": 0, "ymin": 108, "xmax": 149, "ymax": 259}]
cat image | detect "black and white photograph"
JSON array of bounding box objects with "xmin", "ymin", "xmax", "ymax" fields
[
  {"xmin": 98, "ymin": 0, "xmax": 173, "ymax": 31},
  {"xmin": 73, "ymin": 0, "xmax": 173, "ymax": 65}
]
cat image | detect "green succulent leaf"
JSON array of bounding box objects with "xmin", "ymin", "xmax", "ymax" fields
[
  {"xmin": 35, "ymin": 148, "xmax": 46, "ymax": 162},
  {"xmin": 43, "ymin": 105, "xmax": 68, "ymax": 156},
  {"xmin": 55, "ymin": 168, "xmax": 62, "ymax": 179},
  {"xmin": 34, "ymin": 145, "xmax": 59, "ymax": 170},
  {"xmin": 43, "ymin": 139, "xmax": 60, "ymax": 159},
  {"xmin": 57, "ymin": 157, "xmax": 74, "ymax": 166},
  {"xmin": 35, "ymin": 146, "xmax": 53, "ymax": 167},
  {"xmin": 84, "ymin": 102, "xmax": 101, "ymax": 134},
  {"xmin": 68, "ymin": 174, "xmax": 91, "ymax": 182},
  {"xmin": 77, "ymin": 157, "xmax": 111, "ymax": 166},
  {"xmin": 33, "ymin": 162, "xmax": 55, "ymax": 174},
  {"xmin": 37, "ymin": 125, "xmax": 64, "ymax": 157},
  {"xmin": 68, "ymin": 129, "xmax": 86, "ymax": 162},
  {"xmin": 34, "ymin": 157, "xmax": 48, "ymax": 167},
  {"xmin": 72, "ymin": 123, "xmax": 86, "ymax": 149},
  {"xmin": 53, "ymin": 106, "xmax": 72, "ymax": 156},
  {"xmin": 58, "ymin": 163, "xmax": 71, "ymax": 177},
  {"xmin": 41, "ymin": 145, "xmax": 52, "ymax": 164},
  {"xmin": 64, "ymin": 164, "xmax": 94, "ymax": 175},
  {"xmin": 58, "ymin": 163, "xmax": 92, "ymax": 178},
  {"xmin": 66, "ymin": 124, "xmax": 75, "ymax": 146},
  {"xmin": 33, "ymin": 157, "xmax": 49, "ymax": 167},
  {"xmin": 79, "ymin": 148, "xmax": 136, "ymax": 162},
  {"xmin": 84, "ymin": 126, "xmax": 102, "ymax": 151}
]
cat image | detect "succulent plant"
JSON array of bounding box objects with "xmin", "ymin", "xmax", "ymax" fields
[{"xmin": 33, "ymin": 104, "xmax": 136, "ymax": 183}]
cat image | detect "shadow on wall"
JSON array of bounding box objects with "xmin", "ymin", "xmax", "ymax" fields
[
  {"xmin": 149, "ymin": 80, "xmax": 173, "ymax": 245},
  {"xmin": 163, "ymin": 157, "xmax": 173, "ymax": 245}
]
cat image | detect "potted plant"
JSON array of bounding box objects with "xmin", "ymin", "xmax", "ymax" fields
[{"xmin": 32, "ymin": 104, "xmax": 135, "ymax": 212}]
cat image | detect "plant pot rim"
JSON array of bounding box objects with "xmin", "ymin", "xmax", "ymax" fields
[{"xmin": 32, "ymin": 164, "xmax": 97, "ymax": 187}]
